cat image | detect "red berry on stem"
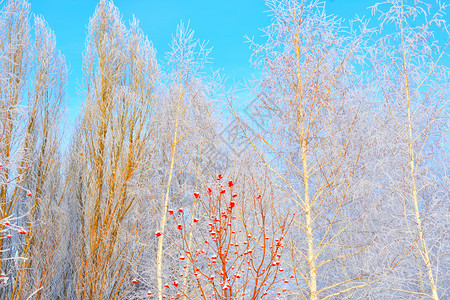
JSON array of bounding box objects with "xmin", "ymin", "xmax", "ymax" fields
[
  {"xmin": 228, "ymin": 180, "xmax": 233, "ymax": 187},
  {"xmin": 193, "ymin": 192, "xmax": 199, "ymax": 198}
]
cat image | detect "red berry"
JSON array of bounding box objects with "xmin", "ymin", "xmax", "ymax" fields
[
  {"xmin": 132, "ymin": 279, "xmax": 138, "ymax": 284},
  {"xmin": 4, "ymin": 222, "xmax": 10, "ymax": 226},
  {"xmin": 207, "ymin": 188, "xmax": 212, "ymax": 195},
  {"xmin": 26, "ymin": 193, "xmax": 32, "ymax": 197},
  {"xmin": 173, "ymin": 281, "xmax": 179, "ymax": 287},
  {"xmin": 19, "ymin": 230, "xmax": 27, "ymax": 235},
  {"xmin": 168, "ymin": 209, "xmax": 174, "ymax": 215},
  {"xmin": 6, "ymin": 235, "xmax": 11, "ymax": 238},
  {"xmin": 217, "ymin": 174, "xmax": 223, "ymax": 180},
  {"xmin": 193, "ymin": 192, "xmax": 199, "ymax": 198},
  {"xmin": 228, "ymin": 180, "xmax": 233, "ymax": 187},
  {"xmin": 179, "ymin": 208, "xmax": 183, "ymax": 213},
  {"xmin": 177, "ymin": 224, "xmax": 182, "ymax": 230},
  {"xmin": 179, "ymin": 256, "xmax": 185, "ymax": 260},
  {"xmin": 155, "ymin": 231, "xmax": 162, "ymax": 237},
  {"xmin": 147, "ymin": 291, "xmax": 152, "ymax": 295},
  {"xmin": 193, "ymin": 218, "xmax": 199, "ymax": 223}
]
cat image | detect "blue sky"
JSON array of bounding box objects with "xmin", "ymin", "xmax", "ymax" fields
[{"xmin": 25, "ymin": 0, "xmax": 374, "ymax": 120}]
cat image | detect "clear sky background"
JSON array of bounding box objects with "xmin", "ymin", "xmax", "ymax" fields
[{"xmin": 24, "ymin": 0, "xmax": 374, "ymax": 123}]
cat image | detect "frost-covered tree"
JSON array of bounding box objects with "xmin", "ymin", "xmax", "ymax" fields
[
  {"xmin": 0, "ymin": 1, "xmax": 67, "ymax": 299},
  {"xmin": 136, "ymin": 22, "xmax": 221, "ymax": 300},
  {"xmin": 362, "ymin": 0, "xmax": 449, "ymax": 298},
  {"xmin": 244, "ymin": 0, "xmax": 380, "ymax": 298},
  {"xmin": 65, "ymin": 1, "xmax": 158, "ymax": 298}
]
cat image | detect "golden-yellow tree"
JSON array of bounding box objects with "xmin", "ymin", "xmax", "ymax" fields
[
  {"xmin": 0, "ymin": 1, "xmax": 67, "ymax": 298},
  {"xmin": 67, "ymin": 1, "xmax": 157, "ymax": 298}
]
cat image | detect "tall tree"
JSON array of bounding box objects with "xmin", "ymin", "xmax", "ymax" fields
[
  {"xmin": 67, "ymin": 1, "xmax": 158, "ymax": 298},
  {"xmin": 140, "ymin": 22, "xmax": 220, "ymax": 300},
  {"xmin": 363, "ymin": 0, "xmax": 449, "ymax": 298},
  {"xmin": 0, "ymin": 1, "xmax": 67, "ymax": 298},
  {"xmin": 244, "ymin": 0, "xmax": 378, "ymax": 298}
]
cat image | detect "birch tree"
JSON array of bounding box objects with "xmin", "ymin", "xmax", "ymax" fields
[
  {"xmin": 363, "ymin": 0, "xmax": 449, "ymax": 298},
  {"xmin": 244, "ymin": 0, "xmax": 379, "ymax": 298},
  {"xmin": 137, "ymin": 22, "xmax": 220, "ymax": 300}
]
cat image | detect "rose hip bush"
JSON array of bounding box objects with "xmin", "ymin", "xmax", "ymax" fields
[{"xmin": 153, "ymin": 174, "xmax": 294, "ymax": 299}]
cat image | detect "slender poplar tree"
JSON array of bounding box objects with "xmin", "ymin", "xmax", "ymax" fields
[{"xmin": 66, "ymin": 1, "xmax": 158, "ymax": 298}]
